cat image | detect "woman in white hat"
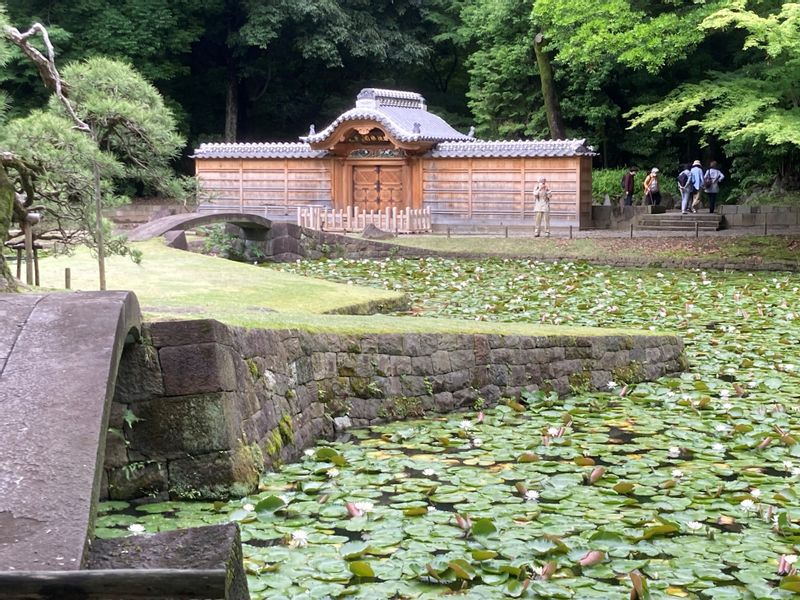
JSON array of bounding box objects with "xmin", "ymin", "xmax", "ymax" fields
[
  {"xmin": 643, "ymin": 167, "xmax": 661, "ymax": 206},
  {"xmin": 532, "ymin": 176, "xmax": 552, "ymax": 237}
]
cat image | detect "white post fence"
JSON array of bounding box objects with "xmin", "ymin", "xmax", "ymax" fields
[{"xmin": 297, "ymin": 206, "xmax": 432, "ymax": 233}]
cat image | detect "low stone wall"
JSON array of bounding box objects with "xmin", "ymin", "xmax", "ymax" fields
[
  {"xmin": 104, "ymin": 319, "xmax": 686, "ymax": 501},
  {"xmin": 719, "ymin": 205, "xmax": 800, "ymax": 227}
]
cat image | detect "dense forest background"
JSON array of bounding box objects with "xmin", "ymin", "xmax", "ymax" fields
[{"xmin": 2, "ymin": 0, "xmax": 800, "ymax": 199}]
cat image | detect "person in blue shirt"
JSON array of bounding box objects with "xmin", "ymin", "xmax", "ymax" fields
[{"xmin": 690, "ymin": 160, "xmax": 704, "ymax": 213}]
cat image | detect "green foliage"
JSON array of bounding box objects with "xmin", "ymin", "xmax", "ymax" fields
[
  {"xmin": 627, "ymin": 2, "xmax": 800, "ymax": 191},
  {"xmin": 591, "ymin": 168, "xmax": 629, "ymax": 204}
]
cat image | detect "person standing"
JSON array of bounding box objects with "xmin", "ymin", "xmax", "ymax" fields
[
  {"xmin": 622, "ymin": 166, "xmax": 637, "ymax": 206},
  {"xmin": 643, "ymin": 168, "xmax": 661, "ymax": 206},
  {"xmin": 690, "ymin": 159, "xmax": 704, "ymax": 212},
  {"xmin": 533, "ymin": 176, "xmax": 552, "ymax": 237},
  {"xmin": 703, "ymin": 161, "xmax": 725, "ymax": 213},
  {"xmin": 677, "ymin": 164, "xmax": 693, "ymax": 214}
]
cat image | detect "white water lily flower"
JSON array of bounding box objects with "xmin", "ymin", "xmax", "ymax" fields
[
  {"xmin": 422, "ymin": 468, "xmax": 436, "ymax": 477},
  {"xmin": 668, "ymin": 447, "xmax": 681, "ymax": 458},
  {"xmin": 607, "ymin": 381, "xmax": 618, "ymax": 389},
  {"xmin": 719, "ymin": 389, "xmax": 730, "ymax": 398},
  {"xmin": 712, "ymin": 443, "xmax": 726, "ymax": 453},
  {"xmin": 354, "ymin": 501, "xmax": 374, "ymax": 514},
  {"xmin": 686, "ymin": 521, "xmax": 703, "ymax": 531},
  {"xmin": 785, "ymin": 555, "xmax": 798, "ymax": 565},
  {"xmin": 525, "ymin": 490, "xmax": 540, "ymax": 502},
  {"xmin": 750, "ymin": 489, "xmax": 762, "ymax": 498},
  {"xmin": 427, "ymin": 505, "xmax": 437, "ymax": 513},
  {"xmin": 242, "ymin": 503, "xmax": 255, "ymax": 512},
  {"xmin": 327, "ymin": 468, "xmax": 340, "ymax": 478},
  {"xmin": 671, "ymin": 469, "xmax": 684, "ymax": 479},
  {"xmin": 740, "ymin": 499, "xmax": 757, "ymax": 512},
  {"xmin": 472, "ymin": 438, "xmax": 483, "ymax": 447},
  {"xmin": 547, "ymin": 426, "xmax": 562, "ymax": 437},
  {"xmin": 715, "ymin": 424, "xmax": 730, "ymax": 433},
  {"xmin": 721, "ymin": 402, "xmax": 733, "ymax": 411},
  {"xmin": 290, "ymin": 530, "xmax": 309, "ymax": 547},
  {"xmin": 783, "ymin": 460, "xmax": 794, "ymax": 471},
  {"xmin": 128, "ymin": 524, "xmax": 145, "ymax": 533},
  {"xmin": 459, "ymin": 420, "xmax": 472, "ymax": 430},
  {"xmin": 304, "ymin": 448, "xmax": 315, "ymax": 457},
  {"xmin": 792, "ymin": 467, "xmax": 800, "ymax": 478}
]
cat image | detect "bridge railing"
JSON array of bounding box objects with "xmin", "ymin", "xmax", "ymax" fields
[
  {"xmin": 297, "ymin": 206, "xmax": 432, "ymax": 233},
  {"xmin": 196, "ymin": 202, "xmax": 311, "ymax": 221}
]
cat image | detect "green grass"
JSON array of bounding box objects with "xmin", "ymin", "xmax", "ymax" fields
[
  {"xmin": 33, "ymin": 239, "xmax": 656, "ymax": 336},
  {"xmin": 36, "ymin": 239, "xmax": 404, "ymax": 322},
  {"xmin": 385, "ymin": 234, "xmax": 800, "ymax": 265}
]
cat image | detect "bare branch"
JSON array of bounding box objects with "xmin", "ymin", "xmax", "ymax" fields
[{"xmin": 3, "ymin": 23, "xmax": 90, "ymax": 133}]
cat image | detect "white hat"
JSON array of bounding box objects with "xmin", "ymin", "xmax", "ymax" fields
[{"xmin": 651, "ymin": 167, "xmax": 659, "ymax": 174}]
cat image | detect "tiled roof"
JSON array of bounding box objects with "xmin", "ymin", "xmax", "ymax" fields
[
  {"xmin": 428, "ymin": 139, "xmax": 595, "ymax": 158},
  {"xmin": 301, "ymin": 88, "xmax": 471, "ymax": 145},
  {"xmin": 193, "ymin": 142, "xmax": 328, "ymax": 159}
]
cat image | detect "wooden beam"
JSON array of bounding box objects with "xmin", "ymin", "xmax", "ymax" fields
[{"xmin": 0, "ymin": 569, "xmax": 228, "ymax": 599}]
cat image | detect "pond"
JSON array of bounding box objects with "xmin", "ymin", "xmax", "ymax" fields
[{"xmin": 97, "ymin": 259, "xmax": 800, "ymax": 599}]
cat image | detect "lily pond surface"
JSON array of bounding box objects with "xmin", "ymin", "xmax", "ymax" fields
[{"xmin": 97, "ymin": 258, "xmax": 800, "ymax": 599}]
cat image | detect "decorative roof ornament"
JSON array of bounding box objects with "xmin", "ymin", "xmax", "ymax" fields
[
  {"xmin": 467, "ymin": 126, "xmax": 475, "ymax": 139},
  {"xmin": 301, "ymin": 88, "xmax": 470, "ymax": 146},
  {"xmin": 192, "ymin": 142, "xmax": 328, "ymax": 159},
  {"xmin": 308, "ymin": 124, "xmax": 315, "ymax": 135}
]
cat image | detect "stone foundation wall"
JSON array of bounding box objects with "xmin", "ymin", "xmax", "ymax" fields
[{"xmin": 103, "ymin": 319, "xmax": 685, "ymax": 501}]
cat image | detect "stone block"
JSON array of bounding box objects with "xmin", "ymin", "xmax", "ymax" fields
[
  {"xmin": 390, "ymin": 355, "xmax": 413, "ymax": 376},
  {"xmin": 402, "ymin": 334, "xmax": 438, "ymax": 356},
  {"xmin": 107, "ymin": 461, "xmax": 168, "ymax": 500},
  {"xmin": 362, "ymin": 334, "xmax": 404, "ymax": 355},
  {"xmin": 113, "ymin": 343, "xmax": 164, "ymax": 403},
  {"xmin": 104, "ymin": 428, "xmax": 129, "ymax": 469},
  {"xmin": 410, "ymin": 356, "xmax": 434, "ymax": 375},
  {"xmin": 473, "ymin": 335, "xmax": 490, "ymax": 363},
  {"xmin": 159, "ymin": 343, "xmax": 238, "ymax": 396},
  {"xmin": 128, "ymin": 393, "xmax": 233, "ymax": 458},
  {"xmin": 87, "ymin": 523, "xmax": 250, "ymax": 600},
  {"xmin": 163, "ymin": 229, "xmax": 188, "ymax": 250},
  {"xmin": 311, "ymin": 352, "xmax": 337, "ymax": 380},
  {"xmin": 148, "ymin": 319, "xmax": 233, "ymax": 348},
  {"xmin": 169, "ymin": 450, "xmax": 259, "ymax": 499},
  {"xmin": 431, "ymin": 350, "xmax": 452, "ymax": 374}
]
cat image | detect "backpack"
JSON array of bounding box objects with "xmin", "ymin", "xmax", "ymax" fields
[
  {"xmin": 703, "ymin": 171, "xmax": 713, "ymax": 189},
  {"xmin": 678, "ymin": 171, "xmax": 691, "ymax": 191}
]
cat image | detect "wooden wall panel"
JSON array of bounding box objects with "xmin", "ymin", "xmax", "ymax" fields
[
  {"xmin": 196, "ymin": 159, "xmax": 333, "ymax": 209},
  {"xmin": 422, "ymin": 157, "xmax": 584, "ymax": 226}
]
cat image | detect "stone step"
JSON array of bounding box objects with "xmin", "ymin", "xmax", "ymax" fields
[
  {"xmin": 637, "ymin": 223, "xmax": 722, "ymax": 231},
  {"xmin": 638, "ymin": 218, "xmax": 722, "ymax": 226},
  {"xmin": 641, "ymin": 213, "xmax": 723, "ymax": 221}
]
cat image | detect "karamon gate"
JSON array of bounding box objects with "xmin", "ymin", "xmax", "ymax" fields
[{"xmin": 194, "ymin": 89, "xmax": 595, "ymax": 230}]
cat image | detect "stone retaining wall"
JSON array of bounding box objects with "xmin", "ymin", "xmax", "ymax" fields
[
  {"xmin": 104, "ymin": 319, "xmax": 685, "ymax": 501},
  {"xmin": 719, "ymin": 205, "xmax": 800, "ymax": 227}
]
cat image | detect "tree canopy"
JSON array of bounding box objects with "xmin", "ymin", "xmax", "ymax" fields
[{"xmin": 2, "ymin": 0, "xmax": 799, "ymax": 196}]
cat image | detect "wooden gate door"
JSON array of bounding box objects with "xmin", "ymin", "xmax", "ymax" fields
[{"xmin": 352, "ymin": 165, "xmax": 404, "ymax": 212}]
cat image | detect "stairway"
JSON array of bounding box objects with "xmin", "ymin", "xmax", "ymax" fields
[{"xmin": 637, "ymin": 210, "xmax": 724, "ymax": 232}]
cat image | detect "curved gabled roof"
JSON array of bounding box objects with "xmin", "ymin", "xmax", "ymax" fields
[
  {"xmin": 300, "ymin": 88, "xmax": 472, "ymax": 145},
  {"xmin": 429, "ymin": 139, "xmax": 596, "ymax": 158},
  {"xmin": 192, "ymin": 142, "xmax": 327, "ymax": 160}
]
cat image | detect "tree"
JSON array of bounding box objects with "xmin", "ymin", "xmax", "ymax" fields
[
  {"xmin": 1, "ymin": 11, "xmax": 188, "ymax": 289},
  {"xmin": 627, "ymin": 2, "xmax": 800, "ymax": 191}
]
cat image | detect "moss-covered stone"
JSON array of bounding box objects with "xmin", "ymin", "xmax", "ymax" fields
[{"xmin": 0, "ymin": 168, "xmax": 17, "ymax": 291}]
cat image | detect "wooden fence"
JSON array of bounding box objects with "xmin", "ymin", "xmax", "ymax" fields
[{"xmin": 297, "ymin": 206, "xmax": 432, "ymax": 233}]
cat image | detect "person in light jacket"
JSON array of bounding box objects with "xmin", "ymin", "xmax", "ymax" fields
[
  {"xmin": 690, "ymin": 159, "xmax": 704, "ymax": 212},
  {"xmin": 677, "ymin": 164, "xmax": 693, "ymax": 214},
  {"xmin": 533, "ymin": 176, "xmax": 552, "ymax": 237},
  {"xmin": 643, "ymin": 168, "xmax": 661, "ymax": 206},
  {"xmin": 704, "ymin": 161, "xmax": 725, "ymax": 213}
]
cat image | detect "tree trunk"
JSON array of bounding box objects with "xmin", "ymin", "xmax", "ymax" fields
[
  {"xmin": 0, "ymin": 169, "xmax": 18, "ymax": 291},
  {"xmin": 224, "ymin": 65, "xmax": 239, "ymax": 142},
  {"xmin": 533, "ymin": 33, "xmax": 566, "ymax": 140}
]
